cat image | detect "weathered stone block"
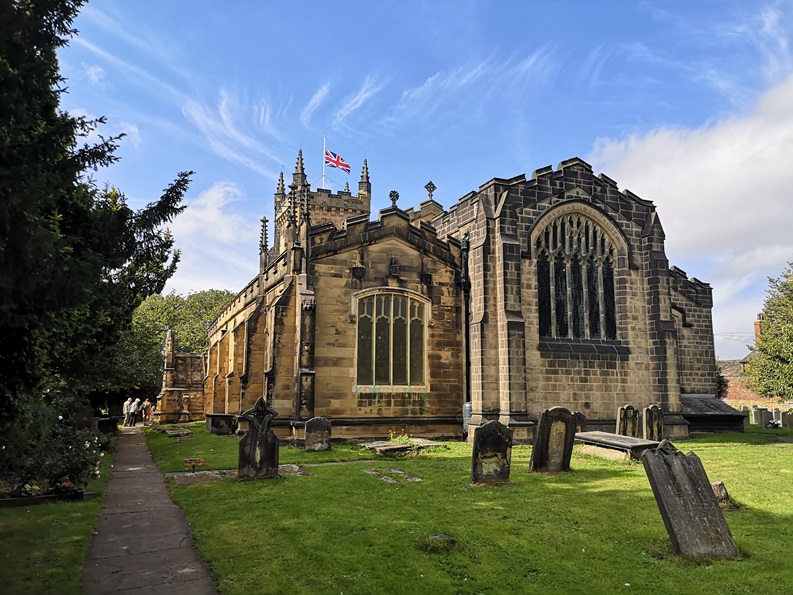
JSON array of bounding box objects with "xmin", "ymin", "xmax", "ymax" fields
[
  {"xmin": 305, "ymin": 416, "xmax": 332, "ymax": 451},
  {"xmin": 530, "ymin": 407, "xmax": 575, "ymax": 473},
  {"xmin": 470, "ymin": 420, "xmax": 513, "ymax": 484},
  {"xmin": 617, "ymin": 404, "xmax": 640, "ymax": 437},
  {"xmin": 643, "ymin": 404, "xmax": 664, "ymax": 441},
  {"xmin": 642, "ymin": 440, "xmax": 739, "ymax": 558}
]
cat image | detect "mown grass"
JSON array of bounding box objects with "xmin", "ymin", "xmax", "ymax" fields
[
  {"xmin": 146, "ymin": 421, "xmax": 380, "ymax": 471},
  {"xmin": 151, "ymin": 426, "xmax": 793, "ymax": 594},
  {"xmin": 0, "ymin": 443, "xmax": 115, "ymax": 594}
]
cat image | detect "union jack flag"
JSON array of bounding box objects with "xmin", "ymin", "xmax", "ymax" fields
[{"xmin": 324, "ymin": 149, "xmax": 351, "ymax": 174}]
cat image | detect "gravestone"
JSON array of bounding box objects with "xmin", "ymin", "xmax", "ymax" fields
[
  {"xmin": 238, "ymin": 397, "xmax": 279, "ymax": 479},
  {"xmin": 740, "ymin": 406, "xmax": 749, "ymax": 427},
  {"xmin": 642, "ymin": 440, "xmax": 739, "ymax": 558},
  {"xmin": 470, "ymin": 420, "xmax": 513, "ymax": 484},
  {"xmin": 643, "ymin": 404, "xmax": 665, "ymax": 441},
  {"xmin": 304, "ymin": 416, "xmax": 332, "ymax": 451},
  {"xmin": 750, "ymin": 406, "xmax": 760, "ymax": 425},
  {"xmin": 782, "ymin": 410, "xmax": 791, "ymax": 428},
  {"xmin": 573, "ymin": 411, "xmax": 587, "ymax": 433},
  {"xmin": 616, "ymin": 405, "xmax": 640, "ymax": 437},
  {"xmin": 530, "ymin": 407, "xmax": 575, "ymax": 473},
  {"xmin": 773, "ymin": 408, "xmax": 782, "ymax": 423},
  {"xmin": 760, "ymin": 409, "xmax": 774, "ymax": 427}
]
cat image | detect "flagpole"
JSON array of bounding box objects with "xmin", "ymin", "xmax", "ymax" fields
[{"xmin": 322, "ymin": 135, "xmax": 326, "ymax": 190}]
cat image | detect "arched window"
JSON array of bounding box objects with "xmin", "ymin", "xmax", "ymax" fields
[
  {"xmin": 536, "ymin": 213, "xmax": 617, "ymax": 340},
  {"xmin": 356, "ymin": 291, "xmax": 427, "ymax": 388}
]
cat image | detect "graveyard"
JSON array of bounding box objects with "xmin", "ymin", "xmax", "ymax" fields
[
  {"xmin": 2, "ymin": 421, "xmax": 793, "ymax": 593},
  {"xmin": 150, "ymin": 423, "xmax": 790, "ymax": 593}
]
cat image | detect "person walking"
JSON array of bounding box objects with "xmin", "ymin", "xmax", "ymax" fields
[
  {"xmin": 122, "ymin": 397, "xmax": 133, "ymax": 427},
  {"xmin": 130, "ymin": 398, "xmax": 141, "ymax": 427}
]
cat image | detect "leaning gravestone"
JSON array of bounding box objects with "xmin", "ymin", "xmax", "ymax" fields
[
  {"xmin": 642, "ymin": 440, "xmax": 739, "ymax": 558},
  {"xmin": 643, "ymin": 404, "xmax": 665, "ymax": 441},
  {"xmin": 304, "ymin": 416, "xmax": 332, "ymax": 451},
  {"xmin": 470, "ymin": 420, "xmax": 513, "ymax": 484},
  {"xmin": 238, "ymin": 397, "xmax": 279, "ymax": 479},
  {"xmin": 617, "ymin": 405, "xmax": 640, "ymax": 437},
  {"xmin": 530, "ymin": 407, "xmax": 576, "ymax": 473}
]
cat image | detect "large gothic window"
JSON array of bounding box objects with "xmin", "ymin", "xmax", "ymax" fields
[
  {"xmin": 356, "ymin": 292, "xmax": 427, "ymax": 387},
  {"xmin": 536, "ymin": 213, "xmax": 617, "ymax": 340}
]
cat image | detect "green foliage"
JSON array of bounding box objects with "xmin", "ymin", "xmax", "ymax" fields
[
  {"xmin": 0, "ymin": 1, "xmax": 192, "ymax": 489},
  {"xmin": 120, "ymin": 290, "xmax": 234, "ymax": 394},
  {"xmin": 0, "ymin": 440, "xmax": 115, "ymax": 593},
  {"xmin": 746, "ymin": 263, "xmax": 793, "ymax": 399},
  {"xmin": 715, "ymin": 362, "xmax": 728, "ymax": 398}
]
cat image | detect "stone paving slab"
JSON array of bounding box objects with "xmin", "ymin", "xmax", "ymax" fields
[{"xmin": 82, "ymin": 426, "xmax": 217, "ymax": 594}]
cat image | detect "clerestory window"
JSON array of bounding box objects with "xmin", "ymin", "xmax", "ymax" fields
[
  {"xmin": 536, "ymin": 213, "xmax": 617, "ymax": 340},
  {"xmin": 356, "ymin": 291, "xmax": 427, "ymax": 388}
]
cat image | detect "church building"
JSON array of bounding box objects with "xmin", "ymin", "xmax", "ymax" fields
[{"xmin": 157, "ymin": 151, "xmax": 719, "ymax": 440}]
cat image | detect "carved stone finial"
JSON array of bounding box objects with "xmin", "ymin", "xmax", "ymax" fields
[
  {"xmin": 344, "ymin": 181, "xmax": 350, "ymax": 193},
  {"xmin": 276, "ymin": 171, "xmax": 285, "ymax": 195},
  {"xmin": 259, "ymin": 217, "xmax": 269, "ymax": 253},
  {"xmin": 300, "ymin": 187, "xmax": 311, "ymax": 225},
  {"xmin": 360, "ymin": 159, "xmax": 370, "ymax": 183},
  {"xmin": 425, "ymin": 180, "xmax": 436, "ymax": 201},
  {"xmin": 295, "ymin": 149, "xmax": 304, "ymax": 174},
  {"xmin": 389, "ymin": 190, "xmax": 399, "ymax": 208}
]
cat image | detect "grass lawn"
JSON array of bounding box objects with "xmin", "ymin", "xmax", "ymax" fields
[
  {"xmin": 148, "ymin": 424, "xmax": 793, "ymax": 594},
  {"xmin": 0, "ymin": 443, "xmax": 115, "ymax": 594}
]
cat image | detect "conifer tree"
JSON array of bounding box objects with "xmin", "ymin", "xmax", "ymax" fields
[
  {"xmin": 746, "ymin": 263, "xmax": 793, "ymax": 399},
  {"xmin": 0, "ymin": 0, "xmax": 192, "ymax": 487}
]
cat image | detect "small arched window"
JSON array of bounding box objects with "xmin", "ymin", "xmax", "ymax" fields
[
  {"xmin": 536, "ymin": 213, "xmax": 617, "ymax": 340},
  {"xmin": 356, "ymin": 291, "xmax": 427, "ymax": 387}
]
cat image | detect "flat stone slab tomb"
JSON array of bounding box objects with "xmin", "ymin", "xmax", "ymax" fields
[{"xmin": 575, "ymin": 431, "xmax": 660, "ymax": 461}]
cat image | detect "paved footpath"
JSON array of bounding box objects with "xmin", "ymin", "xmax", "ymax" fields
[{"xmin": 82, "ymin": 426, "xmax": 217, "ymax": 594}]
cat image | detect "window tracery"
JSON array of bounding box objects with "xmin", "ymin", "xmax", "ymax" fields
[
  {"xmin": 356, "ymin": 291, "xmax": 427, "ymax": 387},
  {"xmin": 536, "ymin": 213, "xmax": 617, "ymax": 340}
]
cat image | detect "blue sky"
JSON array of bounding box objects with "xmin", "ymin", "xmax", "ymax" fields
[{"xmin": 58, "ymin": 0, "xmax": 793, "ymax": 360}]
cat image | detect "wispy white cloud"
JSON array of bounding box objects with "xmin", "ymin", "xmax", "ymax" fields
[
  {"xmin": 182, "ymin": 91, "xmax": 282, "ymax": 180},
  {"xmin": 72, "ymin": 38, "xmax": 186, "ymax": 103},
  {"xmin": 753, "ymin": 6, "xmax": 792, "ymax": 81},
  {"xmin": 333, "ymin": 77, "xmax": 383, "ymax": 126},
  {"xmin": 589, "ymin": 72, "xmax": 793, "ymax": 358},
  {"xmin": 119, "ymin": 122, "xmax": 142, "ymax": 149},
  {"xmin": 383, "ymin": 47, "xmax": 556, "ymax": 127},
  {"xmin": 82, "ymin": 63, "xmax": 105, "ymax": 86},
  {"xmin": 167, "ymin": 182, "xmax": 260, "ymax": 293},
  {"xmin": 300, "ymin": 83, "xmax": 330, "ymax": 128}
]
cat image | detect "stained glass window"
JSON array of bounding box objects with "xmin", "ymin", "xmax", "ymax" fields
[
  {"xmin": 356, "ymin": 292, "xmax": 428, "ymax": 387},
  {"xmin": 536, "ymin": 213, "xmax": 618, "ymax": 340}
]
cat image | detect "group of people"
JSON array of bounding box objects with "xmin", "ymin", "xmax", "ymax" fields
[{"xmin": 122, "ymin": 397, "xmax": 156, "ymax": 427}]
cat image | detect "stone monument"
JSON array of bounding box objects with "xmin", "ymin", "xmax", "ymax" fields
[
  {"xmin": 238, "ymin": 397, "xmax": 279, "ymax": 479},
  {"xmin": 470, "ymin": 420, "xmax": 513, "ymax": 484},
  {"xmin": 617, "ymin": 405, "xmax": 640, "ymax": 437},
  {"xmin": 643, "ymin": 404, "xmax": 664, "ymax": 441},
  {"xmin": 530, "ymin": 407, "xmax": 576, "ymax": 473},
  {"xmin": 642, "ymin": 440, "xmax": 739, "ymax": 558},
  {"xmin": 304, "ymin": 416, "xmax": 332, "ymax": 451}
]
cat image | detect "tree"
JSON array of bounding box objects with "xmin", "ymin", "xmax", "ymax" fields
[
  {"xmin": 120, "ymin": 290, "xmax": 235, "ymax": 395},
  {"xmin": 746, "ymin": 263, "xmax": 793, "ymax": 400},
  {"xmin": 0, "ymin": 0, "xmax": 193, "ymax": 489}
]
